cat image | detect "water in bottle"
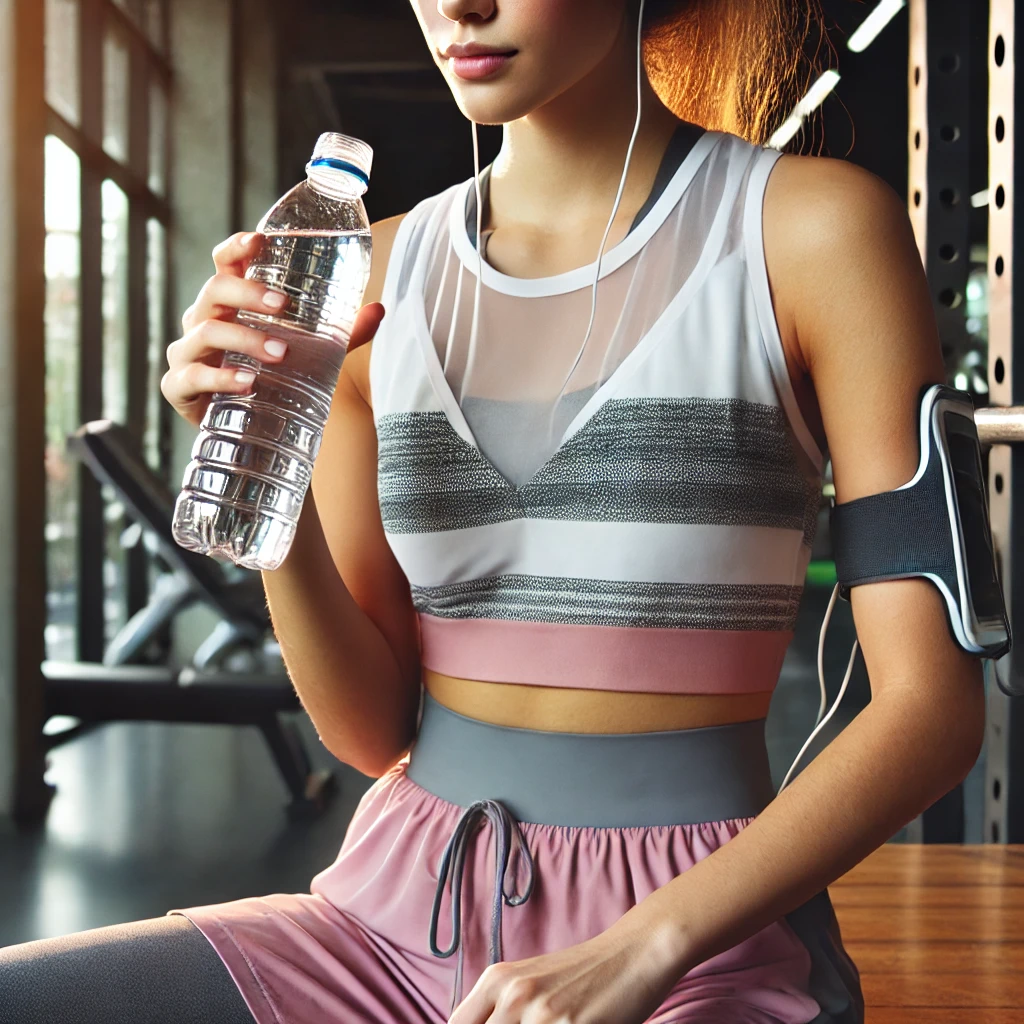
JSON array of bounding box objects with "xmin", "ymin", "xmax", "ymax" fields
[{"xmin": 171, "ymin": 133, "xmax": 373, "ymax": 570}]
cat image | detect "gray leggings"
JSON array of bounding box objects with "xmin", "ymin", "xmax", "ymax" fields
[{"xmin": 0, "ymin": 914, "xmax": 254, "ymax": 1024}]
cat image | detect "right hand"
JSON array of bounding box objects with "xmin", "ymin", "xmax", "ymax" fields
[{"xmin": 162, "ymin": 231, "xmax": 385, "ymax": 428}]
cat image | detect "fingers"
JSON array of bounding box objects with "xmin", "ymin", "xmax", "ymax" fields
[
  {"xmin": 161, "ymin": 360, "xmax": 260, "ymax": 413},
  {"xmin": 347, "ymin": 302, "xmax": 386, "ymax": 352},
  {"xmin": 169, "ymin": 318, "xmax": 289, "ymax": 374},
  {"xmin": 182, "ymin": 273, "xmax": 288, "ymax": 333},
  {"xmin": 212, "ymin": 231, "xmax": 263, "ymax": 274},
  {"xmin": 161, "ymin": 318, "xmax": 290, "ymax": 420},
  {"xmin": 447, "ymin": 962, "xmax": 505, "ymax": 1024},
  {"xmin": 167, "ymin": 238, "xmax": 384, "ymax": 429}
]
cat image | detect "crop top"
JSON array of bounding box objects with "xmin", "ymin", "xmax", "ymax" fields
[{"xmin": 368, "ymin": 129, "xmax": 828, "ymax": 696}]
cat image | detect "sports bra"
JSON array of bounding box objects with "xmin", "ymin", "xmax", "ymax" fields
[{"xmin": 368, "ymin": 129, "xmax": 828, "ymax": 696}]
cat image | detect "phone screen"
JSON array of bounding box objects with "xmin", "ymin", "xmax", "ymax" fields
[{"xmin": 944, "ymin": 412, "xmax": 1005, "ymax": 624}]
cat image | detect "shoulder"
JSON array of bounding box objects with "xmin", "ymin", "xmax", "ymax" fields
[
  {"xmin": 764, "ymin": 151, "xmax": 908, "ymax": 261},
  {"xmin": 371, "ymin": 212, "xmax": 408, "ymax": 248},
  {"xmin": 761, "ymin": 149, "xmax": 947, "ymax": 494},
  {"xmin": 760, "ymin": 151, "xmax": 919, "ymax": 373},
  {"xmin": 363, "ymin": 179, "xmax": 471, "ymax": 307},
  {"xmin": 347, "ymin": 181, "xmax": 470, "ymax": 403},
  {"xmin": 343, "ymin": 213, "xmax": 407, "ymax": 406},
  {"xmin": 365, "ymin": 213, "xmax": 409, "ymax": 305}
]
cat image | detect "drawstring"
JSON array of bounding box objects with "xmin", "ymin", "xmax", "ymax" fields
[{"xmin": 428, "ymin": 799, "xmax": 535, "ymax": 1013}]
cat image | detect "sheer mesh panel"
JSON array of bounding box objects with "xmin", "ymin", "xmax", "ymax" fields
[{"xmin": 415, "ymin": 135, "xmax": 754, "ymax": 487}]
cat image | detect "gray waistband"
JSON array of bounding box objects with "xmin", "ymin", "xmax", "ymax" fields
[{"xmin": 406, "ymin": 694, "xmax": 777, "ymax": 827}]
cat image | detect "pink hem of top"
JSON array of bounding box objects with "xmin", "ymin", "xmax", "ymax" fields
[{"xmin": 417, "ymin": 614, "xmax": 791, "ymax": 694}]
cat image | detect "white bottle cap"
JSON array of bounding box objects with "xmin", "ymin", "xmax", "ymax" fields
[{"xmin": 307, "ymin": 133, "xmax": 373, "ymax": 187}]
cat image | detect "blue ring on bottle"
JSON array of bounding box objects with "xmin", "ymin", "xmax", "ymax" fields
[{"xmin": 309, "ymin": 157, "xmax": 369, "ymax": 185}]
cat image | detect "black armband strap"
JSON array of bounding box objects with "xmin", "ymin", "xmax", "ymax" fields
[{"xmin": 829, "ymin": 450, "xmax": 957, "ymax": 602}]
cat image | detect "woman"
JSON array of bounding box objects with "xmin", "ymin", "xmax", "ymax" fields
[{"xmin": 1, "ymin": 1, "xmax": 986, "ymax": 1022}]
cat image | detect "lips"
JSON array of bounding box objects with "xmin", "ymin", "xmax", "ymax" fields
[{"xmin": 442, "ymin": 41, "xmax": 518, "ymax": 81}]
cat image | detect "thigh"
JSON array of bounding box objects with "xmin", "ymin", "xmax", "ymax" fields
[
  {"xmin": 649, "ymin": 888, "xmax": 864, "ymax": 1024},
  {"xmin": 0, "ymin": 913, "xmax": 254, "ymax": 1024},
  {"xmin": 173, "ymin": 892, "xmax": 450, "ymax": 1024}
]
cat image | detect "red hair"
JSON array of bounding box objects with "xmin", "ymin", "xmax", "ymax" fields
[{"xmin": 643, "ymin": 0, "xmax": 834, "ymax": 149}]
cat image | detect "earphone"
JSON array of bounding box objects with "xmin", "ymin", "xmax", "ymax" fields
[
  {"xmin": 466, "ymin": 0, "xmax": 648, "ymax": 447},
  {"xmin": 550, "ymin": 0, "xmax": 648, "ymax": 435}
]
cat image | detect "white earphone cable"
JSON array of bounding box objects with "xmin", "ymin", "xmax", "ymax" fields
[
  {"xmin": 430, "ymin": 232, "xmax": 455, "ymax": 336},
  {"xmin": 443, "ymin": 260, "xmax": 465, "ymax": 379},
  {"xmin": 777, "ymin": 583, "xmax": 859, "ymax": 793},
  {"xmin": 466, "ymin": 119, "xmax": 485, "ymax": 405},
  {"xmin": 543, "ymin": 0, "xmax": 647, "ymax": 446}
]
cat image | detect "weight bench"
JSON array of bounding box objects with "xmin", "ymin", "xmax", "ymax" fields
[
  {"xmin": 70, "ymin": 419, "xmax": 273, "ymax": 671},
  {"xmin": 40, "ymin": 660, "xmax": 333, "ymax": 818},
  {"xmin": 40, "ymin": 419, "xmax": 335, "ymax": 818}
]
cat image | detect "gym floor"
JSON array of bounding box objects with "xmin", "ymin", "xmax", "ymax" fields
[{"xmin": 0, "ymin": 578, "xmax": 988, "ymax": 947}]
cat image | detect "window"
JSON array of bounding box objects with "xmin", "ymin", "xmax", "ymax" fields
[
  {"xmin": 43, "ymin": 136, "xmax": 81, "ymax": 664},
  {"xmin": 43, "ymin": 0, "xmax": 172, "ymax": 662}
]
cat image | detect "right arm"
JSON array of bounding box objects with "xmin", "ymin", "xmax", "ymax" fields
[
  {"xmin": 161, "ymin": 215, "xmax": 417, "ymax": 777},
  {"xmin": 262, "ymin": 214, "xmax": 420, "ymax": 777}
]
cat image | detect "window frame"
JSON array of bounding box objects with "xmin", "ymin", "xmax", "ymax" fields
[{"xmin": 45, "ymin": 0, "xmax": 173, "ymax": 662}]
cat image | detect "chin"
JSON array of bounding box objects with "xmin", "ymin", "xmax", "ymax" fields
[
  {"xmin": 452, "ymin": 98, "xmax": 527, "ymax": 126},
  {"xmin": 447, "ymin": 82, "xmax": 552, "ymax": 126}
]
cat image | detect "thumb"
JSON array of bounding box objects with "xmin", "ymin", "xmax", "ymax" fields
[{"xmin": 348, "ymin": 302, "xmax": 385, "ymax": 352}]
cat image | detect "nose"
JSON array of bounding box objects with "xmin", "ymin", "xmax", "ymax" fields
[{"xmin": 437, "ymin": 0, "xmax": 496, "ymax": 22}]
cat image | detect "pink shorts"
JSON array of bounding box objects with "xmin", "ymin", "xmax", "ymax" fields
[{"xmin": 169, "ymin": 696, "xmax": 863, "ymax": 1023}]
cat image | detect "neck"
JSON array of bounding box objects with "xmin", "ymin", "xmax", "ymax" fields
[{"xmin": 485, "ymin": 21, "xmax": 684, "ymax": 238}]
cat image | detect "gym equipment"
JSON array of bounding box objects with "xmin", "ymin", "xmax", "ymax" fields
[{"xmin": 41, "ymin": 420, "xmax": 335, "ymax": 819}]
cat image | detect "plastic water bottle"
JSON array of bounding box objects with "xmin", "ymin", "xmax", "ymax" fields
[{"xmin": 171, "ymin": 133, "xmax": 373, "ymax": 571}]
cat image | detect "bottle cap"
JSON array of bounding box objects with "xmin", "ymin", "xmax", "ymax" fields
[{"xmin": 308, "ymin": 133, "xmax": 373, "ymax": 187}]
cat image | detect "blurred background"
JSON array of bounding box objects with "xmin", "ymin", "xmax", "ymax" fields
[{"xmin": 0, "ymin": 0, "xmax": 1011, "ymax": 945}]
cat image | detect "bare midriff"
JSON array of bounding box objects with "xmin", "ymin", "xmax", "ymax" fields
[{"xmin": 423, "ymin": 668, "xmax": 774, "ymax": 734}]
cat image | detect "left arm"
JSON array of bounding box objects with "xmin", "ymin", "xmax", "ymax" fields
[
  {"xmin": 449, "ymin": 156, "xmax": 987, "ymax": 1023},
  {"xmin": 630, "ymin": 154, "xmax": 988, "ymax": 973}
]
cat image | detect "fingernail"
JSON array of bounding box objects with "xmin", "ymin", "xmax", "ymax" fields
[
  {"xmin": 263, "ymin": 291, "xmax": 287, "ymax": 309},
  {"xmin": 264, "ymin": 339, "xmax": 287, "ymax": 357},
  {"xmin": 242, "ymin": 232, "xmax": 258, "ymax": 246},
  {"xmin": 235, "ymin": 370, "xmax": 256, "ymax": 384}
]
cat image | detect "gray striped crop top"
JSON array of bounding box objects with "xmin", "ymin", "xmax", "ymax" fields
[{"xmin": 368, "ymin": 129, "xmax": 826, "ymax": 696}]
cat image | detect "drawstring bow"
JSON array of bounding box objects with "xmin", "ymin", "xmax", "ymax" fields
[{"xmin": 428, "ymin": 799, "xmax": 535, "ymax": 1013}]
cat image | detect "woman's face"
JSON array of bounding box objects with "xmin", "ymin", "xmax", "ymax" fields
[{"xmin": 409, "ymin": 0, "xmax": 632, "ymax": 125}]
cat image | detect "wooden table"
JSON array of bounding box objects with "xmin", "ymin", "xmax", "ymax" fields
[{"xmin": 831, "ymin": 844, "xmax": 1024, "ymax": 1022}]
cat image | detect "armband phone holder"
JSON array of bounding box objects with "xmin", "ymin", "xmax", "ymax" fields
[{"xmin": 829, "ymin": 383, "xmax": 1012, "ymax": 681}]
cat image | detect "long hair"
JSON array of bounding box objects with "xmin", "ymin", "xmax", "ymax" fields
[{"xmin": 643, "ymin": 0, "xmax": 834, "ymax": 150}]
